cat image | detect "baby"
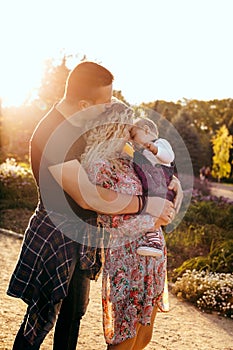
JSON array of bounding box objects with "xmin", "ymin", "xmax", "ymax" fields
[{"xmin": 130, "ymin": 117, "xmax": 176, "ymax": 257}]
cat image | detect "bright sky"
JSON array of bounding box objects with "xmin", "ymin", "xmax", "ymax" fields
[{"xmin": 1, "ymin": 0, "xmax": 233, "ymax": 106}]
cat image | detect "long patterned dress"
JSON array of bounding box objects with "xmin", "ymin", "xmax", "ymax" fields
[{"xmin": 86, "ymin": 157, "xmax": 168, "ymax": 345}]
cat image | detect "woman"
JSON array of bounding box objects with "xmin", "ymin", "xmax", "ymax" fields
[{"xmin": 80, "ymin": 100, "xmax": 171, "ymax": 350}]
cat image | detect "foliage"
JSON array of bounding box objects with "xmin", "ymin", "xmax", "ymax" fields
[
  {"xmin": 140, "ymin": 100, "xmax": 182, "ymax": 122},
  {"xmin": 172, "ymin": 270, "xmax": 233, "ymax": 318},
  {"xmin": 1, "ymin": 51, "xmax": 233, "ymax": 179},
  {"xmin": 174, "ymin": 240, "xmax": 233, "ymax": 276},
  {"xmin": 1, "ymin": 104, "xmax": 44, "ymax": 160},
  {"xmin": 37, "ymin": 56, "xmax": 70, "ymax": 109},
  {"xmin": 173, "ymin": 99, "xmax": 233, "ymax": 135},
  {"xmin": 0, "ymin": 158, "xmax": 37, "ymax": 209},
  {"xmin": 211, "ymin": 125, "xmax": 233, "ymax": 181},
  {"xmin": 166, "ymin": 179, "xmax": 233, "ymax": 317},
  {"xmin": 141, "ymin": 98, "xmax": 233, "ymax": 178},
  {"xmin": 165, "ymin": 182, "xmax": 233, "ymax": 280},
  {"xmin": 182, "ymin": 199, "xmax": 233, "ymax": 229},
  {"xmin": 113, "ymin": 90, "xmax": 129, "ymax": 105},
  {"xmin": 170, "ymin": 110, "xmax": 203, "ymax": 175}
]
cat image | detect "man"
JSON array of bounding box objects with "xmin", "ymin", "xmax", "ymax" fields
[{"xmin": 7, "ymin": 61, "xmax": 182, "ymax": 350}]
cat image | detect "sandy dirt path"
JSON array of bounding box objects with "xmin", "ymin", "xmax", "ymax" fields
[
  {"xmin": 209, "ymin": 182, "xmax": 233, "ymax": 201},
  {"xmin": 0, "ymin": 233, "xmax": 232, "ymax": 350}
]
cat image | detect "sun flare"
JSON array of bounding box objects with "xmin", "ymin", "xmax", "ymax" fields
[{"xmin": 0, "ymin": 57, "xmax": 44, "ymax": 107}]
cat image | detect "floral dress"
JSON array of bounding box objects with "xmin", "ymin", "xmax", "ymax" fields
[{"xmin": 86, "ymin": 157, "xmax": 168, "ymax": 345}]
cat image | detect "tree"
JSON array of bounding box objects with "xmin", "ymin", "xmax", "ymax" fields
[
  {"xmin": 211, "ymin": 125, "xmax": 233, "ymax": 181},
  {"xmin": 140, "ymin": 100, "xmax": 182, "ymax": 122},
  {"xmin": 37, "ymin": 56, "xmax": 70, "ymax": 110},
  {"xmin": 113, "ymin": 90, "xmax": 129, "ymax": 105},
  {"xmin": 0, "ymin": 98, "xmax": 2, "ymax": 152},
  {"xmin": 170, "ymin": 110, "xmax": 203, "ymax": 176}
]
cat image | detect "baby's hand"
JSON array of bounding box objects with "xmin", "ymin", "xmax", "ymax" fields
[{"xmin": 144, "ymin": 142, "xmax": 158, "ymax": 155}]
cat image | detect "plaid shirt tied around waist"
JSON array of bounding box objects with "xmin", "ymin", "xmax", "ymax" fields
[{"xmin": 7, "ymin": 205, "xmax": 104, "ymax": 344}]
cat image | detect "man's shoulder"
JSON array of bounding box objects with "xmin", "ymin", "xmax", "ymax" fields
[{"xmin": 31, "ymin": 106, "xmax": 64, "ymax": 141}]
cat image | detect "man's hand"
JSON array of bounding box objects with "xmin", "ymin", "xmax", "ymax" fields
[{"xmin": 168, "ymin": 176, "xmax": 183, "ymax": 213}]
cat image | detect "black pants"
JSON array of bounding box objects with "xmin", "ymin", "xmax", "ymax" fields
[{"xmin": 12, "ymin": 264, "xmax": 90, "ymax": 350}]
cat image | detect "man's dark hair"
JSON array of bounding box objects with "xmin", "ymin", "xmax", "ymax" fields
[{"xmin": 65, "ymin": 61, "xmax": 114, "ymax": 102}]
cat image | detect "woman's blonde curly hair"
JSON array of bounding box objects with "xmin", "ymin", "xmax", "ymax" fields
[{"xmin": 81, "ymin": 100, "xmax": 134, "ymax": 170}]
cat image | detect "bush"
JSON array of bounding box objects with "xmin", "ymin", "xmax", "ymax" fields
[
  {"xmin": 193, "ymin": 177, "xmax": 211, "ymax": 196},
  {"xmin": 172, "ymin": 270, "xmax": 233, "ymax": 318},
  {"xmin": 165, "ymin": 198, "xmax": 233, "ymax": 281},
  {"xmin": 167, "ymin": 186, "xmax": 233, "ymax": 317},
  {"xmin": 192, "ymin": 177, "xmax": 233, "ymax": 206},
  {"xmin": 0, "ymin": 158, "xmax": 38, "ymax": 209},
  {"xmin": 174, "ymin": 239, "xmax": 233, "ymax": 275},
  {"xmin": 181, "ymin": 200, "xmax": 233, "ymax": 230}
]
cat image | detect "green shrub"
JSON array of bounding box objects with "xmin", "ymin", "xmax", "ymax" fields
[
  {"xmin": 182, "ymin": 200, "xmax": 233, "ymax": 230},
  {"xmin": 172, "ymin": 270, "xmax": 233, "ymax": 318},
  {"xmin": 165, "ymin": 199, "xmax": 233, "ymax": 278},
  {"xmin": 174, "ymin": 239, "xmax": 233, "ymax": 276},
  {"xmin": 0, "ymin": 158, "xmax": 38, "ymax": 209}
]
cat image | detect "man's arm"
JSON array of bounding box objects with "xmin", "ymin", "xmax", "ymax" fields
[
  {"xmin": 49, "ymin": 160, "xmax": 137, "ymax": 214},
  {"xmin": 49, "ymin": 160, "xmax": 181, "ymax": 221}
]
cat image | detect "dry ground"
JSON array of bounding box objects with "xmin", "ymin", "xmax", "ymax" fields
[
  {"xmin": 1, "ymin": 182, "xmax": 233, "ymax": 349},
  {"xmin": 0, "ymin": 233, "xmax": 232, "ymax": 350}
]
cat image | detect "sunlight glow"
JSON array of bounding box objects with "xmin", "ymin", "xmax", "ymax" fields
[
  {"xmin": 0, "ymin": 57, "xmax": 43, "ymax": 107},
  {"xmin": 1, "ymin": 0, "xmax": 232, "ymax": 107}
]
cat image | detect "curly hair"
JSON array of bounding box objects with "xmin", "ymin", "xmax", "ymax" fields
[{"xmin": 81, "ymin": 101, "xmax": 134, "ymax": 171}]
